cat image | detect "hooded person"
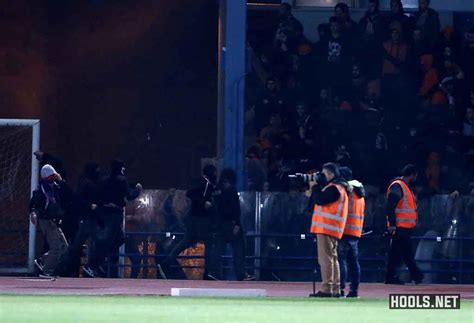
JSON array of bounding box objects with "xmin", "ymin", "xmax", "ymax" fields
[
  {"xmin": 29, "ymin": 164, "xmax": 69, "ymax": 278},
  {"xmin": 212, "ymin": 168, "xmax": 256, "ymax": 281},
  {"xmin": 55, "ymin": 162, "xmax": 102, "ymax": 277},
  {"xmin": 157, "ymin": 164, "xmax": 220, "ymax": 281},
  {"xmin": 83, "ymin": 160, "xmax": 142, "ymax": 278}
]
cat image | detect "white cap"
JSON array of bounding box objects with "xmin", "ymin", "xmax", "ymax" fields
[{"xmin": 41, "ymin": 164, "xmax": 58, "ymax": 179}]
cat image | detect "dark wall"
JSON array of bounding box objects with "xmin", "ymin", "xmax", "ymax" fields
[{"xmin": 0, "ymin": 0, "xmax": 218, "ymax": 188}]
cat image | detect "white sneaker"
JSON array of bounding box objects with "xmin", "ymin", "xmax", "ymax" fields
[{"xmin": 39, "ymin": 273, "xmax": 56, "ymax": 280}]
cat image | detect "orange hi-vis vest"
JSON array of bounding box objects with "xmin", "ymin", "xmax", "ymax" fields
[
  {"xmin": 387, "ymin": 179, "xmax": 417, "ymax": 229},
  {"xmin": 343, "ymin": 191, "xmax": 365, "ymax": 238},
  {"xmin": 310, "ymin": 183, "xmax": 349, "ymax": 239}
]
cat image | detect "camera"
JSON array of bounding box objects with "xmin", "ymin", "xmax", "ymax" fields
[{"xmin": 288, "ymin": 171, "xmax": 325, "ymax": 183}]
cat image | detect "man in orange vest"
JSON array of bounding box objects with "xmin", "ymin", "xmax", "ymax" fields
[
  {"xmin": 310, "ymin": 163, "xmax": 349, "ymax": 297},
  {"xmin": 385, "ymin": 164, "xmax": 424, "ymax": 284},
  {"xmin": 337, "ymin": 167, "xmax": 365, "ymax": 298}
]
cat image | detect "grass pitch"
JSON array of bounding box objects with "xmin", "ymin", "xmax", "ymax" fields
[{"xmin": 0, "ymin": 295, "xmax": 472, "ymax": 323}]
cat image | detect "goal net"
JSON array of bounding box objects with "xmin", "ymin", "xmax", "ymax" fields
[{"xmin": 0, "ymin": 119, "xmax": 39, "ymax": 274}]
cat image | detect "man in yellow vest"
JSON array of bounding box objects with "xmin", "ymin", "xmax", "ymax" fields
[
  {"xmin": 310, "ymin": 163, "xmax": 349, "ymax": 297},
  {"xmin": 385, "ymin": 164, "xmax": 424, "ymax": 284},
  {"xmin": 338, "ymin": 167, "xmax": 365, "ymax": 298}
]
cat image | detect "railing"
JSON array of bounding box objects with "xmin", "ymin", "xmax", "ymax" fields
[{"xmin": 119, "ymin": 190, "xmax": 474, "ymax": 283}]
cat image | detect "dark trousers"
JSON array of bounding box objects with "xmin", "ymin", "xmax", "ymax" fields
[
  {"xmin": 163, "ymin": 216, "xmax": 216, "ymax": 276},
  {"xmin": 386, "ymin": 227, "xmax": 422, "ymax": 281},
  {"xmin": 88, "ymin": 207, "xmax": 124, "ymax": 272},
  {"xmin": 56, "ymin": 217, "xmax": 97, "ymax": 276},
  {"xmin": 214, "ymin": 221, "xmax": 246, "ymax": 280},
  {"xmin": 338, "ymin": 235, "xmax": 360, "ymax": 292}
]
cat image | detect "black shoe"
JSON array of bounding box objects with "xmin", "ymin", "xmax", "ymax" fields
[
  {"xmin": 157, "ymin": 264, "xmax": 168, "ymax": 280},
  {"xmin": 309, "ymin": 291, "xmax": 333, "ymax": 298},
  {"xmin": 340, "ymin": 290, "xmax": 345, "ymax": 298},
  {"xmin": 346, "ymin": 290, "xmax": 359, "ymax": 298},
  {"xmin": 385, "ymin": 278, "xmax": 405, "ymax": 285},
  {"xmin": 413, "ymin": 273, "xmax": 424, "ymax": 285}
]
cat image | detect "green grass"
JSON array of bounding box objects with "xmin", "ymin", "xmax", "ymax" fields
[{"xmin": 0, "ymin": 295, "xmax": 472, "ymax": 323}]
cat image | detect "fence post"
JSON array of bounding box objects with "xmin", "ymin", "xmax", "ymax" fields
[{"xmin": 254, "ymin": 192, "xmax": 261, "ymax": 280}]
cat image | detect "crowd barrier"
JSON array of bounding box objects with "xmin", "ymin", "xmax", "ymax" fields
[{"xmin": 119, "ymin": 189, "xmax": 474, "ymax": 283}]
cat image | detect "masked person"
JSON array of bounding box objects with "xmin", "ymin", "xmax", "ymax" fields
[
  {"xmin": 29, "ymin": 165, "xmax": 69, "ymax": 278},
  {"xmin": 309, "ymin": 163, "xmax": 349, "ymax": 297},
  {"xmin": 157, "ymin": 164, "xmax": 219, "ymax": 280},
  {"xmin": 55, "ymin": 162, "xmax": 101, "ymax": 277},
  {"xmin": 213, "ymin": 168, "xmax": 256, "ymax": 281},
  {"xmin": 83, "ymin": 160, "xmax": 142, "ymax": 278},
  {"xmin": 385, "ymin": 164, "xmax": 424, "ymax": 284}
]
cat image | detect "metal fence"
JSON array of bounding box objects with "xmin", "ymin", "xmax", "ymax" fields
[{"xmin": 122, "ymin": 189, "xmax": 474, "ymax": 283}]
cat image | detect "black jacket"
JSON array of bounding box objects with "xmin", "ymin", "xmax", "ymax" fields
[
  {"xmin": 98, "ymin": 175, "xmax": 140, "ymax": 209},
  {"xmin": 215, "ymin": 180, "xmax": 241, "ymax": 225},
  {"xmin": 310, "ymin": 179, "xmax": 348, "ymax": 207},
  {"xmin": 186, "ymin": 176, "xmax": 215, "ymax": 218},
  {"xmin": 30, "ymin": 180, "xmax": 72, "ymax": 220},
  {"xmin": 76, "ymin": 177, "xmax": 100, "ymax": 218}
]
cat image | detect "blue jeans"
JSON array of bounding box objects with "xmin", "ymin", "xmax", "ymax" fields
[{"xmin": 338, "ymin": 236, "xmax": 360, "ymax": 292}]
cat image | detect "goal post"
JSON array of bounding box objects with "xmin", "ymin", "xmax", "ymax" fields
[{"xmin": 0, "ymin": 119, "xmax": 40, "ymax": 274}]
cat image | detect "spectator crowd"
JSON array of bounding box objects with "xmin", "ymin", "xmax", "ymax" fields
[{"xmin": 245, "ymin": 0, "xmax": 474, "ymax": 196}]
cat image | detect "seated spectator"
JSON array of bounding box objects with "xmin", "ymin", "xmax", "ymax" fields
[
  {"xmin": 323, "ymin": 16, "xmax": 353, "ymax": 94},
  {"xmin": 318, "ymin": 87, "xmax": 334, "ymax": 112},
  {"xmin": 358, "ymin": 0, "xmax": 384, "ymax": 77},
  {"xmin": 246, "ymin": 146, "xmax": 267, "ymax": 191},
  {"xmin": 442, "ymin": 58, "xmax": 465, "ymax": 81},
  {"xmin": 334, "ymin": 3, "xmax": 358, "ymax": 37},
  {"xmin": 254, "ymin": 77, "xmax": 285, "ymax": 132},
  {"xmin": 383, "ymin": 25, "xmax": 409, "ymax": 77},
  {"xmin": 419, "ymin": 54, "xmax": 439, "ymax": 102},
  {"xmin": 259, "ymin": 111, "xmax": 287, "ymax": 151},
  {"xmin": 460, "ymin": 28, "xmax": 474, "ymax": 85},
  {"xmin": 425, "ymin": 151, "xmax": 441, "ymax": 193},
  {"xmin": 385, "ymin": 0, "xmax": 412, "ymax": 41},
  {"xmin": 266, "ymin": 147, "xmax": 292, "ymax": 192},
  {"xmin": 431, "ymin": 77, "xmax": 456, "ymax": 109},
  {"xmin": 463, "ymin": 106, "xmax": 474, "ymax": 138},
  {"xmin": 274, "ymin": 3, "xmax": 303, "ymax": 44},
  {"xmin": 351, "ymin": 63, "xmax": 368, "ymax": 102},
  {"xmin": 414, "ymin": 0, "xmax": 440, "ymax": 51},
  {"xmin": 413, "ymin": 26, "xmax": 429, "ymax": 58},
  {"xmin": 436, "ymin": 26, "xmax": 460, "ymax": 60}
]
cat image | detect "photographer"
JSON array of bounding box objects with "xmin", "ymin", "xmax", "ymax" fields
[
  {"xmin": 309, "ymin": 163, "xmax": 349, "ymax": 297},
  {"xmin": 29, "ymin": 165, "xmax": 69, "ymax": 278}
]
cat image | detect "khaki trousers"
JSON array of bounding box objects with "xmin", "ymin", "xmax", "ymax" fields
[
  {"xmin": 317, "ymin": 233, "xmax": 340, "ymax": 295},
  {"xmin": 38, "ymin": 219, "xmax": 68, "ymax": 275}
]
